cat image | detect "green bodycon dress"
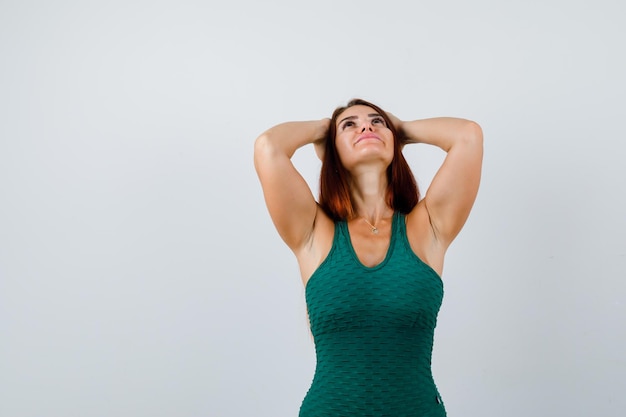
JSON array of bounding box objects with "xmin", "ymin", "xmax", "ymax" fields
[{"xmin": 299, "ymin": 213, "xmax": 446, "ymax": 417}]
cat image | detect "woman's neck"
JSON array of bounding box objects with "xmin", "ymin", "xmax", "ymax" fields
[{"xmin": 349, "ymin": 170, "xmax": 392, "ymax": 223}]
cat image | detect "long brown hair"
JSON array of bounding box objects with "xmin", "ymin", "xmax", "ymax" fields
[{"xmin": 319, "ymin": 98, "xmax": 420, "ymax": 221}]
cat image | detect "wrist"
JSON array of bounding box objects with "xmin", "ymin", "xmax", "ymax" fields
[
  {"xmin": 315, "ymin": 118, "xmax": 330, "ymax": 140},
  {"xmin": 397, "ymin": 119, "xmax": 423, "ymax": 145}
]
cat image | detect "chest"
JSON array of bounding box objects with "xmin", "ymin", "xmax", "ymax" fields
[
  {"xmin": 348, "ymin": 225, "xmax": 392, "ymax": 267},
  {"xmin": 305, "ymin": 249, "xmax": 444, "ymax": 335}
]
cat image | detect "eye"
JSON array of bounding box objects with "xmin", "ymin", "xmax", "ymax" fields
[
  {"xmin": 372, "ymin": 117, "xmax": 386, "ymax": 126},
  {"xmin": 341, "ymin": 120, "xmax": 355, "ymax": 129}
]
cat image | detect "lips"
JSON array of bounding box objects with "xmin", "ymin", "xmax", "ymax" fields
[{"xmin": 356, "ymin": 133, "xmax": 381, "ymax": 143}]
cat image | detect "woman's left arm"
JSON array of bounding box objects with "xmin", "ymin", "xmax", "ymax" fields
[{"xmin": 395, "ymin": 116, "xmax": 483, "ymax": 246}]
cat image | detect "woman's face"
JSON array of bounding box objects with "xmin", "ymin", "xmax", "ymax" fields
[{"xmin": 334, "ymin": 105, "xmax": 394, "ymax": 171}]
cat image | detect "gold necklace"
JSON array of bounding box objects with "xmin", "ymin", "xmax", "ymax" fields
[{"xmin": 362, "ymin": 218, "xmax": 379, "ymax": 234}]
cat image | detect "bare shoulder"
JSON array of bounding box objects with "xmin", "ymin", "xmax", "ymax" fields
[
  {"xmin": 296, "ymin": 206, "xmax": 335, "ymax": 287},
  {"xmin": 405, "ymin": 201, "xmax": 446, "ymax": 276}
]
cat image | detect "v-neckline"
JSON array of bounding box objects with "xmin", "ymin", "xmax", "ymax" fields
[{"xmin": 343, "ymin": 213, "xmax": 397, "ymax": 270}]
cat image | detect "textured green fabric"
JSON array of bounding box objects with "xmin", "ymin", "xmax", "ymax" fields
[{"xmin": 300, "ymin": 213, "xmax": 446, "ymax": 417}]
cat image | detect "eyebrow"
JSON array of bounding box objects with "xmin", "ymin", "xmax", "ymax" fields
[{"xmin": 338, "ymin": 113, "xmax": 382, "ymax": 125}]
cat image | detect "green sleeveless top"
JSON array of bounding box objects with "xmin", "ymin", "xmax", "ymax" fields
[{"xmin": 300, "ymin": 213, "xmax": 446, "ymax": 417}]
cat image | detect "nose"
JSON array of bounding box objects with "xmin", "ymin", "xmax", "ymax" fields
[{"xmin": 361, "ymin": 122, "xmax": 373, "ymax": 132}]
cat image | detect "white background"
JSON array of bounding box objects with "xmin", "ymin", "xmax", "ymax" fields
[{"xmin": 1, "ymin": 1, "xmax": 624, "ymax": 416}]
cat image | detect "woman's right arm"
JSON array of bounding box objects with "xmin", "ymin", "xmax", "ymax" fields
[{"xmin": 254, "ymin": 119, "xmax": 330, "ymax": 252}]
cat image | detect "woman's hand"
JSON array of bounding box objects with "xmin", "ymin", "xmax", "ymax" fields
[
  {"xmin": 386, "ymin": 112, "xmax": 408, "ymax": 146},
  {"xmin": 313, "ymin": 118, "xmax": 330, "ymax": 160}
]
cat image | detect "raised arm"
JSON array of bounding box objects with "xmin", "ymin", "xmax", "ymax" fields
[
  {"xmin": 254, "ymin": 119, "xmax": 330, "ymax": 251},
  {"xmin": 396, "ymin": 116, "xmax": 483, "ymax": 246}
]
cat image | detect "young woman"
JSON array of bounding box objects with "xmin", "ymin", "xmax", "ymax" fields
[{"xmin": 254, "ymin": 98, "xmax": 483, "ymax": 416}]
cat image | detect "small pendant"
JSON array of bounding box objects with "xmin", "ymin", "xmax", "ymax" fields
[{"xmin": 362, "ymin": 218, "xmax": 379, "ymax": 235}]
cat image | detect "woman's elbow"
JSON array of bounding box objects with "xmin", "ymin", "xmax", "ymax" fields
[
  {"xmin": 254, "ymin": 132, "xmax": 274, "ymax": 157},
  {"xmin": 463, "ymin": 120, "xmax": 483, "ymax": 146}
]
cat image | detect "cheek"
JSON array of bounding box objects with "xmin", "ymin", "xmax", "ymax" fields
[
  {"xmin": 334, "ymin": 137, "xmax": 353, "ymax": 164},
  {"xmin": 334, "ymin": 134, "xmax": 348, "ymax": 151}
]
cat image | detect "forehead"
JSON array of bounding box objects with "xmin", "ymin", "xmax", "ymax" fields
[{"xmin": 337, "ymin": 105, "xmax": 378, "ymax": 120}]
